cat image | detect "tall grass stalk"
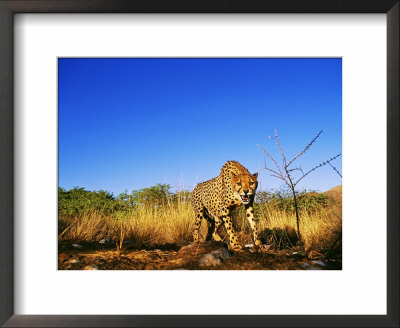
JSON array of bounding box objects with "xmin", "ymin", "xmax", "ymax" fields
[{"xmin": 59, "ymin": 197, "xmax": 341, "ymax": 252}]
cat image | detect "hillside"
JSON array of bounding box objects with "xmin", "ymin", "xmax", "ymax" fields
[{"xmin": 325, "ymin": 185, "xmax": 342, "ymax": 204}]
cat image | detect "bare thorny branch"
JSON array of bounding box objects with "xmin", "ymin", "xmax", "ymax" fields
[
  {"xmin": 258, "ymin": 129, "xmax": 341, "ymax": 241},
  {"xmin": 256, "ymin": 144, "xmax": 285, "ymax": 180},
  {"xmin": 328, "ymin": 161, "xmax": 342, "ymax": 178},
  {"xmin": 259, "ymin": 130, "xmax": 341, "ymax": 186},
  {"xmin": 286, "ymin": 130, "xmax": 323, "ymax": 168},
  {"xmin": 295, "ymin": 153, "xmax": 342, "ymax": 186},
  {"xmin": 273, "ymin": 128, "xmax": 287, "ymax": 168},
  {"xmin": 287, "ymin": 167, "xmax": 304, "ymax": 175}
]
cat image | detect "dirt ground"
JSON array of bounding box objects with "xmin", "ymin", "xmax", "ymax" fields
[{"xmin": 58, "ymin": 240, "xmax": 341, "ymax": 270}]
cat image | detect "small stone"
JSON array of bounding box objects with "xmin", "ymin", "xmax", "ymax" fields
[
  {"xmin": 291, "ymin": 251, "xmax": 305, "ymax": 258},
  {"xmin": 67, "ymin": 258, "xmax": 79, "ymax": 264},
  {"xmin": 199, "ymin": 248, "xmax": 231, "ymax": 267},
  {"xmin": 300, "ymin": 263, "xmax": 311, "ymax": 269},
  {"xmin": 72, "ymin": 243, "xmax": 83, "ymax": 248},
  {"xmin": 84, "ymin": 264, "xmax": 99, "ymax": 270},
  {"xmin": 245, "ymin": 244, "xmax": 254, "ymax": 248},
  {"xmin": 300, "ymin": 262, "xmax": 321, "ymax": 270},
  {"xmin": 199, "ymin": 253, "xmax": 221, "ymax": 267},
  {"xmin": 211, "ymin": 248, "xmax": 232, "ymax": 260}
]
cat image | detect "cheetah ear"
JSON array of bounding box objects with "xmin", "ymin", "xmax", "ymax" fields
[
  {"xmin": 231, "ymin": 172, "xmax": 237, "ymax": 178},
  {"xmin": 252, "ymin": 172, "xmax": 258, "ymax": 179}
]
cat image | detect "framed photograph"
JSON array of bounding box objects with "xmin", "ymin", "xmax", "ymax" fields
[{"xmin": 0, "ymin": 1, "xmax": 398, "ymax": 327}]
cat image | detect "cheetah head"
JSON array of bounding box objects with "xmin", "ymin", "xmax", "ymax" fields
[{"xmin": 231, "ymin": 172, "xmax": 258, "ymax": 204}]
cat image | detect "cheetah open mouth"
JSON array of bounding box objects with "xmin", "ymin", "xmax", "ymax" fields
[{"xmin": 240, "ymin": 194, "xmax": 251, "ymax": 204}]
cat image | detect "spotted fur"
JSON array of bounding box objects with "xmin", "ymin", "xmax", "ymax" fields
[{"xmin": 191, "ymin": 161, "xmax": 261, "ymax": 251}]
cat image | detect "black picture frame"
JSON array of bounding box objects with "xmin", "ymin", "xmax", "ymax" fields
[{"xmin": 0, "ymin": 1, "xmax": 398, "ymax": 327}]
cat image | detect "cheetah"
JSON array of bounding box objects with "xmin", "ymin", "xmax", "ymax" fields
[{"xmin": 191, "ymin": 161, "xmax": 262, "ymax": 251}]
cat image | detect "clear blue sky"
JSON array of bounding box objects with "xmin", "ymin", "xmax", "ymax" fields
[{"xmin": 58, "ymin": 58, "xmax": 342, "ymax": 196}]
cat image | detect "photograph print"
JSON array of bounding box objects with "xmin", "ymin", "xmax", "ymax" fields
[{"xmin": 58, "ymin": 58, "xmax": 342, "ymax": 270}]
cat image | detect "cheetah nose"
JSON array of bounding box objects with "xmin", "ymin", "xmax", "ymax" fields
[{"xmin": 243, "ymin": 190, "xmax": 249, "ymax": 195}]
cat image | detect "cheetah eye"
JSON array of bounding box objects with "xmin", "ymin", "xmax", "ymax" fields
[{"xmin": 237, "ymin": 182, "xmax": 241, "ymax": 186}]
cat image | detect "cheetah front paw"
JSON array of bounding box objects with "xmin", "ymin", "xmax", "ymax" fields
[
  {"xmin": 229, "ymin": 243, "xmax": 243, "ymax": 252},
  {"xmin": 212, "ymin": 233, "xmax": 222, "ymax": 242},
  {"xmin": 255, "ymin": 240, "xmax": 267, "ymax": 252}
]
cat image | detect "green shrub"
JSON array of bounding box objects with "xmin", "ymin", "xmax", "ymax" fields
[
  {"xmin": 58, "ymin": 187, "xmax": 123, "ymax": 217},
  {"xmin": 255, "ymin": 188, "xmax": 327, "ymax": 213},
  {"xmin": 59, "ymin": 185, "xmax": 328, "ymax": 219}
]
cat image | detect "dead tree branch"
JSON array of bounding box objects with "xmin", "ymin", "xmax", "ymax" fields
[
  {"xmin": 258, "ymin": 129, "xmax": 342, "ymax": 242},
  {"xmin": 257, "ymin": 144, "xmax": 285, "ymax": 179},
  {"xmin": 295, "ymin": 153, "xmax": 341, "ymax": 187},
  {"xmin": 286, "ymin": 130, "xmax": 322, "ymax": 168},
  {"xmin": 328, "ymin": 161, "xmax": 342, "ymax": 178}
]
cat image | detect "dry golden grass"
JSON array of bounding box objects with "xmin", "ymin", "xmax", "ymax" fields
[
  {"xmin": 59, "ymin": 201, "xmax": 194, "ymax": 247},
  {"xmin": 59, "ymin": 197, "xmax": 341, "ymax": 252},
  {"xmin": 256, "ymin": 205, "xmax": 342, "ymax": 250}
]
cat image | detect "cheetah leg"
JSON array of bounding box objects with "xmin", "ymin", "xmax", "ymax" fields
[
  {"xmin": 205, "ymin": 215, "xmax": 214, "ymax": 241},
  {"xmin": 245, "ymin": 204, "xmax": 262, "ymax": 249},
  {"xmin": 210, "ymin": 217, "xmax": 223, "ymax": 241},
  {"xmin": 205, "ymin": 213, "xmax": 223, "ymax": 241},
  {"xmin": 222, "ymin": 215, "xmax": 241, "ymax": 251},
  {"xmin": 193, "ymin": 208, "xmax": 205, "ymax": 242}
]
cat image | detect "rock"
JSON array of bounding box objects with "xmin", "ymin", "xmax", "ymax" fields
[
  {"xmin": 67, "ymin": 258, "xmax": 79, "ymax": 264},
  {"xmin": 245, "ymin": 244, "xmax": 254, "ymax": 248},
  {"xmin": 311, "ymin": 260, "xmax": 327, "ymax": 267},
  {"xmin": 210, "ymin": 247, "xmax": 232, "ymax": 260},
  {"xmin": 199, "ymin": 247, "xmax": 232, "ymax": 267},
  {"xmin": 72, "ymin": 243, "xmax": 83, "ymax": 248},
  {"xmin": 300, "ymin": 262, "xmax": 322, "ymax": 270},
  {"xmin": 199, "ymin": 253, "xmax": 221, "ymax": 267},
  {"xmin": 174, "ymin": 242, "xmax": 230, "ymax": 267},
  {"xmin": 83, "ymin": 264, "xmax": 99, "ymax": 270},
  {"xmin": 98, "ymin": 239, "xmax": 111, "ymax": 244},
  {"xmin": 177, "ymin": 241, "xmax": 227, "ymax": 257},
  {"xmin": 291, "ymin": 251, "xmax": 305, "ymax": 259}
]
